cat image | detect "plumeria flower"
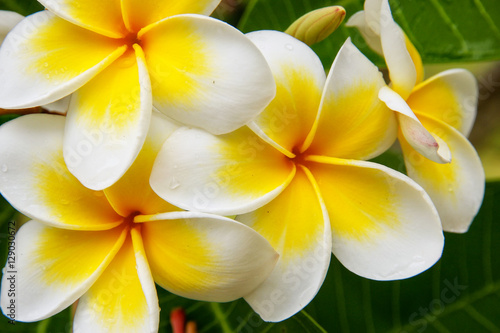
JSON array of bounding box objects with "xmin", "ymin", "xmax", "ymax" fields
[
  {"xmin": 0, "ymin": 0, "xmax": 276, "ymax": 190},
  {"xmin": 347, "ymin": 0, "xmax": 485, "ymax": 232},
  {"xmin": 150, "ymin": 31, "xmax": 445, "ymax": 321},
  {"xmin": 0, "ymin": 113, "xmax": 278, "ymax": 332}
]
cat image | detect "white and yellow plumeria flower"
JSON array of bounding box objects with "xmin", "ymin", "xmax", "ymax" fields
[
  {"xmin": 150, "ymin": 31, "xmax": 445, "ymax": 322},
  {"xmin": 0, "ymin": 113, "xmax": 278, "ymax": 332},
  {"xmin": 347, "ymin": 0, "xmax": 485, "ymax": 232},
  {"xmin": 0, "ymin": 0, "xmax": 276, "ymax": 190}
]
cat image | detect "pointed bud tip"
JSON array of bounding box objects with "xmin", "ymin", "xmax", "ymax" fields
[{"xmin": 285, "ymin": 6, "xmax": 346, "ymax": 46}]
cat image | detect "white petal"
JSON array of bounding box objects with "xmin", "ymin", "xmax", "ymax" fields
[
  {"xmin": 245, "ymin": 30, "xmax": 326, "ymax": 154},
  {"xmin": 345, "ymin": 10, "xmax": 383, "ymax": 54},
  {"xmin": 379, "ymin": 86, "xmax": 451, "ymax": 163},
  {"xmin": 400, "ymin": 115, "xmax": 485, "ymax": 233},
  {"xmin": 380, "ymin": 0, "xmax": 416, "ymax": 98},
  {"xmin": 150, "ymin": 126, "xmax": 295, "ymax": 215},
  {"xmin": 0, "ymin": 221, "xmax": 126, "ymax": 321},
  {"xmin": 238, "ymin": 166, "xmax": 331, "ymax": 322},
  {"xmin": 137, "ymin": 211, "xmax": 278, "ymax": 302},
  {"xmin": 305, "ymin": 39, "xmax": 397, "ymax": 160},
  {"xmin": 0, "ymin": 114, "xmax": 122, "ymax": 230},
  {"xmin": 64, "ymin": 46, "xmax": 152, "ymax": 191},
  {"xmin": 141, "ymin": 14, "xmax": 276, "ymax": 134},
  {"xmin": 73, "ymin": 229, "xmax": 159, "ymax": 333},
  {"xmin": 307, "ymin": 157, "xmax": 444, "ymax": 280},
  {"xmin": 407, "ymin": 69, "xmax": 478, "ymax": 137},
  {"xmin": 0, "ymin": 11, "xmax": 126, "ymax": 109}
]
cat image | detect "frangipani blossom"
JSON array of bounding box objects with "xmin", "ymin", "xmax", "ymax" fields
[
  {"xmin": 347, "ymin": 0, "xmax": 485, "ymax": 232},
  {"xmin": 0, "ymin": 113, "xmax": 278, "ymax": 332},
  {"xmin": 0, "ymin": 0, "xmax": 276, "ymax": 190},
  {"xmin": 150, "ymin": 31, "xmax": 444, "ymax": 321}
]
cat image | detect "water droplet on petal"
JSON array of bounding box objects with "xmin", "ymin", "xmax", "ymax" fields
[
  {"xmin": 169, "ymin": 177, "xmax": 180, "ymax": 190},
  {"xmin": 285, "ymin": 43, "xmax": 294, "ymax": 51},
  {"xmin": 1, "ymin": 164, "xmax": 7, "ymax": 173}
]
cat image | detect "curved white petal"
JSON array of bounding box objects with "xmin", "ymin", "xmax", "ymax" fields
[
  {"xmin": 64, "ymin": 46, "xmax": 152, "ymax": 191},
  {"xmin": 408, "ymin": 69, "xmax": 478, "ymax": 137},
  {"xmin": 365, "ymin": 0, "xmax": 384, "ymax": 32},
  {"xmin": 305, "ymin": 39, "xmax": 396, "ymax": 160},
  {"xmin": 379, "ymin": 86, "xmax": 451, "ymax": 164},
  {"xmin": 400, "ymin": 115, "xmax": 485, "ymax": 233},
  {"xmin": 380, "ymin": 0, "xmax": 416, "ymax": 99},
  {"xmin": 245, "ymin": 30, "xmax": 326, "ymax": 154},
  {"xmin": 137, "ymin": 211, "xmax": 278, "ymax": 302},
  {"xmin": 0, "ymin": 114, "xmax": 122, "ymax": 230},
  {"xmin": 345, "ymin": 11, "xmax": 383, "ymax": 54},
  {"xmin": 74, "ymin": 229, "xmax": 159, "ymax": 333},
  {"xmin": 0, "ymin": 11, "xmax": 126, "ymax": 109},
  {"xmin": 306, "ymin": 156, "xmax": 444, "ymax": 280},
  {"xmin": 141, "ymin": 14, "xmax": 275, "ymax": 134},
  {"xmin": 0, "ymin": 221, "xmax": 127, "ymax": 321},
  {"xmin": 238, "ymin": 166, "xmax": 331, "ymax": 322},
  {"xmin": 0, "ymin": 10, "xmax": 23, "ymax": 43},
  {"xmin": 150, "ymin": 126, "xmax": 295, "ymax": 215}
]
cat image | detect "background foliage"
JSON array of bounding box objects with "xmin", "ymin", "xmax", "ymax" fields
[{"xmin": 1, "ymin": 0, "xmax": 499, "ymax": 332}]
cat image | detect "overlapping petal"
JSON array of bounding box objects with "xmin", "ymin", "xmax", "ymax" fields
[
  {"xmin": 238, "ymin": 166, "xmax": 331, "ymax": 322},
  {"xmin": 0, "ymin": 114, "xmax": 122, "ymax": 230},
  {"xmin": 64, "ymin": 46, "xmax": 152, "ymax": 191},
  {"xmin": 345, "ymin": 10, "xmax": 383, "ymax": 54},
  {"xmin": 0, "ymin": 221, "xmax": 127, "ymax": 321},
  {"xmin": 379, "ymin": 86, "xmax": 451, "ymax": 164},
  {"xmin": 150, "ymin": 126, "xmax": 295, "ymax": 215},
  {"xmin": 245, "ymin": 30, "xmax": 325, "ymax": 155},
  {"xmin": 306, "ymin": 157, "xmax": 444, "ymax": 280},
  {"xmin": 122, "ymin": 0, "xmax": 220, "ymax": 33},
  {"xmin": 140, "ymin": 14, "xmax": 275, "ymax": 134},
  {"xmin": 0, "ymin": 10, "xmax": 23, "ymax": 43},
  {"xmin": 305, "ymin": 39, "xmax": 396, "ymax": 160},
  {"xmin": 74, "ymin": 230, "xmax": 159, "ymax": 333},
  {"xmin": 0, "ymin": 11, "xmax": 126, "ymax": 109},
  {"xmin": 379, "ymin": 0, "xmax": 416, "ymax": 99},
  {"xmin": 407, "ymin": 69, "xmax": 478, "ymax": 137},
  {"xmin": 400, "ymin": 115, "xmax": 485, "ymax": 233},
  {"xmin": 104, "ymin": 112, "xmax": 179, "ymax": 216},
  {"xmin": 39, "ymin": 0, "xmax": 127, "ymax": 38},
  {"xmin": 137, "ymin": 211, "xmax": 278, "ymax": 302}
]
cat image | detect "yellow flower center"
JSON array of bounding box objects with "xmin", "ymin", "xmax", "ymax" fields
[
  {"xmin": 123, "ymin": 211, "xmax": 142, "ymax": 228},
  {"xmin": 122, "ymin": 32, "xmax": 141, "ymax": 47}
]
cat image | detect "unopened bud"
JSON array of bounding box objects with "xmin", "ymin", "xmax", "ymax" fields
[{"xmin": 285, "ymin": 6, "xmax": 346, "ymax": 46}]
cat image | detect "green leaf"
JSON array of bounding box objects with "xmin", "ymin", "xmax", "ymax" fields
[
  {"xmin": 305, "ymin": 181, "xmax": 500, "ymax": 333},
  {"xmin": 0, "ymin": 0, "xmax": 43, "ymax": 16},
  {"xmin": 238, "ymin": 0, "xmax": 500, "ymax": 66},
  {"xmin": 155, "ymin": 290, "xmax": 327, "ymax": 333}
]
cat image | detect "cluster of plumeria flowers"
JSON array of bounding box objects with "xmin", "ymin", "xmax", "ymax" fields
[{"xmin": 0, "ymin": 0, "xmax": 484, "ymax": 331}]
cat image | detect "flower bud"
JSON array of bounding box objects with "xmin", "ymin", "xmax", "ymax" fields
[{"xmin": 285, "ymin": 6, "xmax": 346, "ymax": 46}]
